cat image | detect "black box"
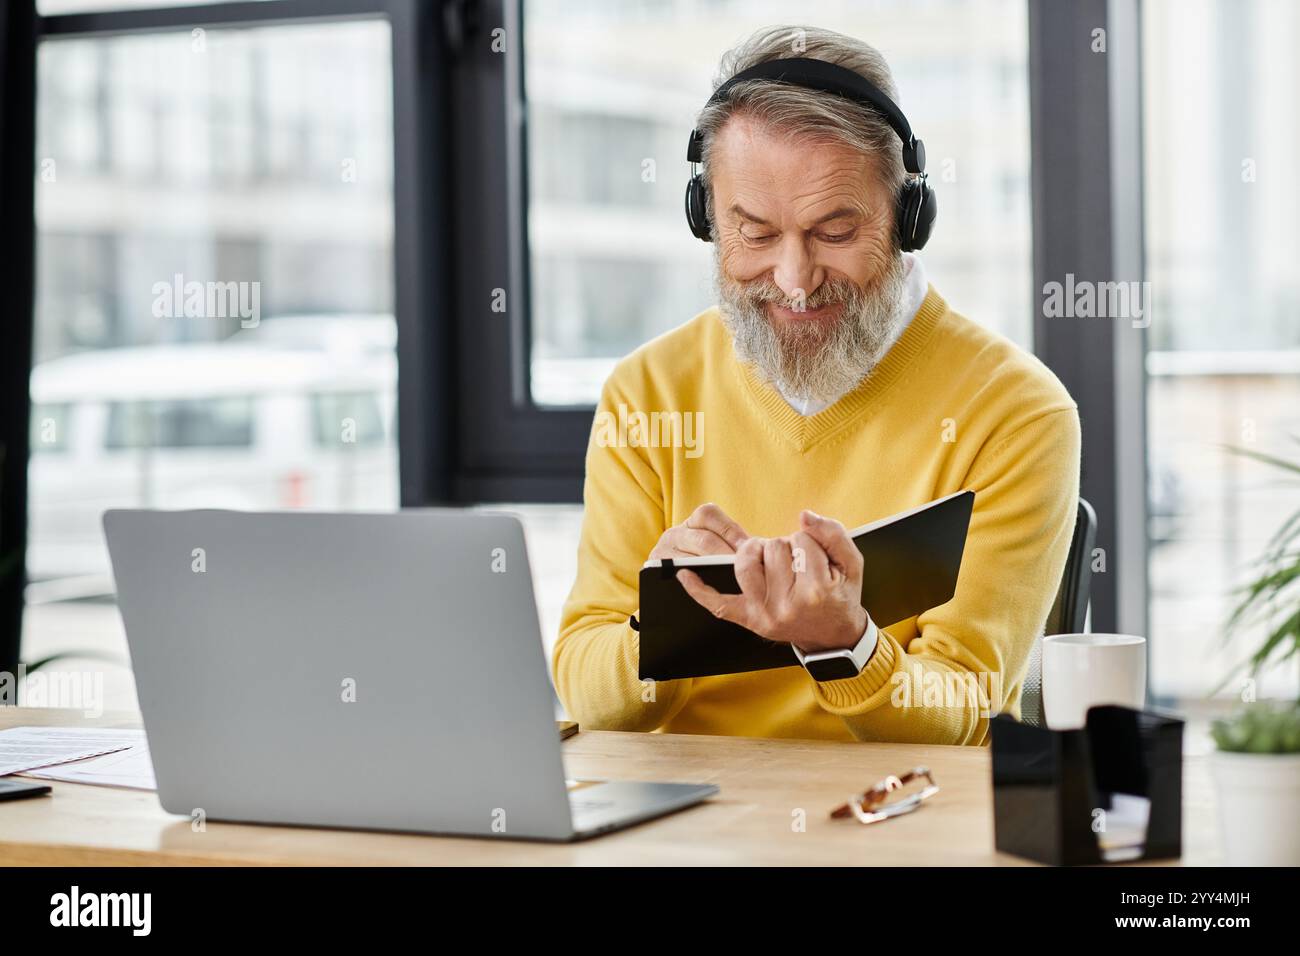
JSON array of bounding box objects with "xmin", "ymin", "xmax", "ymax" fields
[{"xmin": 991, "ymin": 705, "xmax": 1184, "ymax": 865}]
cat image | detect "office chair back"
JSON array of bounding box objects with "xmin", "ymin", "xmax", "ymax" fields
[{"xmin": 1019, "ymin": 498, "xmax": 1097, "ymax": 727}]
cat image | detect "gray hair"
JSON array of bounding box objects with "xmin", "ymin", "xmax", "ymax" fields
[{"xmin": 694, "ymin": 25, "xmax": 906, "ymax": 240}]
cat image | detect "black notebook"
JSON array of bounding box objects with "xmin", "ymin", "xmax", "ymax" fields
[{"xmin": 636, "ymin": 490, "xmax": 974, "ymax": 680}]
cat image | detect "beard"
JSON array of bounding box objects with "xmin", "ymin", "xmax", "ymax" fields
[{"xmin": 714, "ymin": 249, "xmax": 908, "ymax": 406}]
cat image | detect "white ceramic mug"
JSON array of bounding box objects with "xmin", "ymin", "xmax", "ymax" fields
[{"xmin": 1041, "ymin": 633, "xmax": 1147, "ymax": 730}]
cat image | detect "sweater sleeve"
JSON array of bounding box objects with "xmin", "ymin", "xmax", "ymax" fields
[
  {"xmin": 552, "ymin": 377, "xmax": 696, "ymax": 732},
  {"xmin": 809, "ymin": 406, "xmax": 1082, "ymax": 745}
]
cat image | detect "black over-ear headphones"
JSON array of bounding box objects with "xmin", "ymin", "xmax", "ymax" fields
[{"xmin": 684, "ymin": 57, "xmax": 936, "ymax": 252}]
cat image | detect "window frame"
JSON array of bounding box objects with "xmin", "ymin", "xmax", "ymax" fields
[
  {"xmin": 449, "ymin": 0, "xmax": 590, "ymax": 503},
  {"xmin": 1, "ymin": 0, "xmax": 39, "ymax": 681},
  {"xmin": 3, "ymin": 0, "xmax": 456, "ymax": 678},
  {"xmin": 1028, "ymin": 0, "xmax": 1149, "ymax": 643}
]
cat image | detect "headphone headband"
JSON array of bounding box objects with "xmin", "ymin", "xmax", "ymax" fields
[
  {"xmin": 682, "ymin": 55, "xmax": 936, "ymax": 250},
  {"xmin": 686, "ymin": 57, "xmax": 925, "ymax": 175}
]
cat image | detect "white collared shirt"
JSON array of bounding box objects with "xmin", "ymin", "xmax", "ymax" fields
[{"xmin": 777, "ymin": 252, "xmax": 928, "ymax": 416}]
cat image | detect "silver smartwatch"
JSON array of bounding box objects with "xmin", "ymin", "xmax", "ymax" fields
[{"xmin": 792, "ymin": 616, "xmax": 879, "ymax": 682}]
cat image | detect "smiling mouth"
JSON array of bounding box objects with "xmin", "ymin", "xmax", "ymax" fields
[{"xmin": 767, "ymin": 301, "xmax": 843, "ymax": 324}]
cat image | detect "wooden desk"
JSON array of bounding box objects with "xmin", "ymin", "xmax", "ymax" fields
[{"xmin": 0, "ymin": 707, "xmax": 1221, "ymax": 866}]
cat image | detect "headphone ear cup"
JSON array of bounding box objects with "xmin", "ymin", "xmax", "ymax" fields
[
  {"xmin": 684, "ymin": 175, "xmax": 712, "ymax": 242},
  {"xmin": 911, "ymin": 180, "xmax": 936, "ymax": 251},
  {"xmin": 897, "ymin": 178, "xmax": 936, "ymax": 252}
]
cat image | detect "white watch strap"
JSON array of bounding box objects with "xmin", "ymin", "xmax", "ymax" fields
[{"xmin": 791, "ymin": 615, "xmax": 879, "ymax": 673}]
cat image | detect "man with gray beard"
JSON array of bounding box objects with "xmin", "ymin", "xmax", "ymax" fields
[
  {"xmin": 714, "ymin": 241, "xmax": 910, "ymax": 413},
  {"xmin": 555, "ymin": 26, "xmax": 1081, "ymax": 745}
]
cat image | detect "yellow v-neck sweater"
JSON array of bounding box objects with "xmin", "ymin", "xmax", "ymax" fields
[{"xmin": 554, "ymin": 286, "xmax": 1080, "ymax": 746}]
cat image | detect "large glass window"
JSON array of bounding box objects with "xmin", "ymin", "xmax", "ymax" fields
[
  {"xmin": 1143, "ymin": 0, "xmax": 1300, "ymax": 701},
  {"xmin": 25, "ymin": 19, "xmax": 397, "ymax": 709},
  {"xmin": 523, "ymin": 0, "xmax": 1033, "ymax": 406}
]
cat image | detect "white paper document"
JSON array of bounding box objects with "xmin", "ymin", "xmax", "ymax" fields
[
  {"xmin": 27, "ymin": 737, "xmax": 156, "ymax": 791},
  {"xmin": 0, "ymin": 726, "xmax": 139, "ymax": 776}
]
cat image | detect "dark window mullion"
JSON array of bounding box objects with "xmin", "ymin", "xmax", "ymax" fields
[{"xmin": 1028, "ymin": 0, "xmax": 1148, "ymax": 639}]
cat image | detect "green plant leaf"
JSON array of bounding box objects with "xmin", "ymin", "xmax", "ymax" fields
[{"xmin": 1221, "ymin": 444, "xmax": 1300, "ymax": 685}]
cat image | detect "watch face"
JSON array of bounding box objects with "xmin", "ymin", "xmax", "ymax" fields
[{"xmin": 806, "ymin": 655, "xmax": 862, "ymax": 682}]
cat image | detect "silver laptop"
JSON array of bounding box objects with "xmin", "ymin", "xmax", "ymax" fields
[{"xmin": 103, "ymin": 509, "xmax": 717, "ymax": 842}]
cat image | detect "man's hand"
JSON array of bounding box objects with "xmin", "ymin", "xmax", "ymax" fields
[
  {"xmin": 676, "ymin": 510, "xmax": 867, "ymax": 654},
  {"xmin": 648, "ymin": 502, "xmax": 749, "ymax": 561}
]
